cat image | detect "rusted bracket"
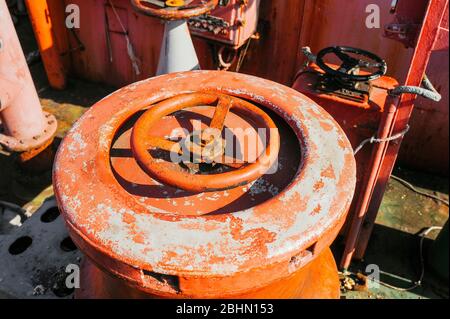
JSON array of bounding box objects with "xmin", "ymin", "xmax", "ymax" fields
[
  {"xmin": 384, "ymin": 23, "xmax": 421, "ymax": 48},
  {"xmin": 383, "ymin": 0, "xmax": 430, "ymax": 48}
]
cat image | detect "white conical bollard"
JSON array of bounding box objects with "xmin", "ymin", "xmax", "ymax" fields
[{"xmin": 156, "ymin": 20, "xmax": 200, "ymax": 75}]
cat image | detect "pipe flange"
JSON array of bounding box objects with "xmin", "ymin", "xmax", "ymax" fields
[{"xmin": 0, "ymin": 111, "xmax": 57, "ymax": 153}]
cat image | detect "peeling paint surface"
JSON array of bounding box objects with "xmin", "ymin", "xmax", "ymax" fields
[{"xmin": 53, "ymin": 71, "xmax": 356, "ymax": 278}]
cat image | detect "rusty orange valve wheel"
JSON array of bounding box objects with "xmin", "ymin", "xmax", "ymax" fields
[
  {"xmin": 131, "ymin": 92, "xmax": 280, "ymax": 192},
  {"xmin": 131, "ymin": 0, "xmax": 218, "ymax": 20}
]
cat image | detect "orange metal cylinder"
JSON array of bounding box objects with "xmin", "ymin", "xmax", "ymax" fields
[
  {"xmin": 76, "ymin": 248, "xmax": 340, "ymax": 299},
  {"xmin": 54, "ymin": 71, "xmax": 356, "ymax": 299},
  {"xmin": 25, "ymin": 0, "xmax": 67, "ymax": 90}
]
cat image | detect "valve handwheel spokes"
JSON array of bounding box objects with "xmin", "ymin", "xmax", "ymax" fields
[
  {"xmin": 131, "ymin": 0, "xmax": 219, "ymax": 20},
  {"xmin": 130, "ymin": 92, "xmax": 280, "ymax": 192},
  {"xmin": 316, "ymin": 46, "xmax": 387, "ymax": 82}
]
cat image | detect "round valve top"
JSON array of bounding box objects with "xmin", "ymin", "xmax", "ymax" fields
[
  {"xmin": 53, "ymin": 71, "xmax": 356, "ymax": 297},
  {"xmin": 131, "ymin": 0, "xmax": 218, "ymax": 20},
  {"xmin": 130, "ymin": 92, "xmax": 280, "ymax": 192}
]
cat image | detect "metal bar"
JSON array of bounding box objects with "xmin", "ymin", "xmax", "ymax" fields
[
  {"xmin": 25, "ymin": 0, "xmax": 67, "ymax": 90},
  {"xmin": 209, "ymin": 96, "xmax": 231, "ymax": 131},
  {"xmin": 340, "ymin": 95, "xmax": 400, "ymax": 270}
]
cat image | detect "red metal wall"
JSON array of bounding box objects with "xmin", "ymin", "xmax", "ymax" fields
[
  {"xmin": 43, "ymin": 0, "xmax": 448, "ymax": 174},
  {"xmin": 291, "ymin": 0, "xmax": 448, "ymax": 175}
]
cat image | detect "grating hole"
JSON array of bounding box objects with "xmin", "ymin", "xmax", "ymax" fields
[
  {"xmin": 52, "ymin": 286, "xmax": 75, "ymax": 298},
  {"xmin": 8, "ymin": 236, "xmax": 32, "ymax": 255},
  {"xmin": 52, "ymin": 269, "xmax": 75, "ymax": 297},
  {"xmin": 60, "ymin": 237, "xmax": 77, "ymax": 252},
  {"xmin": 40, "ymin": 207, "xmax": 60, "ymax": 223}
]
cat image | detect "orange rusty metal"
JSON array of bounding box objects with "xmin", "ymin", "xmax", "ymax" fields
[
  {"xmin": 0, "ymin": 0, "xmax": 58, "ymax": 157},
  {"xmin": 131, "ymin": 0, "xmax": 218, "ymax": 20},
  {"xmin": 293, "ymin": 61, "xmax": 399, "ymax": 267},
  {"xmin": 25, "ymin": 0, "xmax": 67, "ymax": 90},
  {"xmin": 76, "ymin": 248, "xmax": 341, "ymax": 298},
  {"xmin": 53, "ymin": 71, "xmax": 356, "ymax": 298},
  {"xmin": 131, "ymin": 92, "xmax": 280, "ymax": 192},
  {"xmin": 18, "ymin": 136, "xmax": 55, "ymax": 172}
]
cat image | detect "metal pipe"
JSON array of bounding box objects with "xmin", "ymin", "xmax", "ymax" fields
[
  {"xmin": 0, "ymin": 0, "xmax": 57, "ymax": 152},
  {"xmin": 24, "ymin": 0, "xmax": 67, "ymax": 89},
  {"xmin": 340, "ymin": 94, "xmax": 399, "ymax": 270}
]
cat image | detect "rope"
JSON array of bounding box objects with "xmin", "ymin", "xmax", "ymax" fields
[
  {"xmin": 389, "ymin": 74, "xmax": 442, "ymax": 102},
  {"xmin": 353, "ymin": 124, "xmax": 410, "ymax": 155},
  {"xmin": 235, "ymin": 37, "xmax": 252, "ymax": 73},
  {"xmin": 217, "ymin": 46, "xmax": 237, "ymax": 71},
  {"xmin": 301, "ymin": 46, "xmax": 317, "ymax": 63},
  {"xmin": 108, "ymin": 0, "xmax": 141, "ymax": 76},
  {"xmin": 390, "ymin": 174, "xmax": 449, "ymax": 206}
]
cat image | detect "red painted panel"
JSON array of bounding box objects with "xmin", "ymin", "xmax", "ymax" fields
[
  {"xmin": 294, "ymin": 0, "xmax": 448, "ymax": 175},
  {"xmin": 398, "ymin": 44, "xmax": 449, "ymax": 175},
  {"xmin": 35, "ymin": 0, "xmax": 448, "ymax": 174},
  {"xmin": 295, "ymin": 0, "xmax": 413, "ymax": 82}
]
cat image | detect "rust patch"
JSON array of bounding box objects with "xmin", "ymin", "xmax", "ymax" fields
[
  {"xmin": 311, "ymin": 204, "xmax": 322, "ymax": 216},
  {"xmin": 319, "ymin": 120, "xmax": 334, "ymax": 131},
  {"xmin": 131, "ymin": 0, "xmax": 218, "ymax": 20},
  {"xmin": 314, "ymin": 180, "xmax": 325, "ymax": 191},
  {"xmin": 122, "ymin": 212, "xmax": 136, "ymax": 224},
  {"xmin": 321, "ymin": 165, "xmax": 336, "ymax": 179},
  {"xmin": 229, "ymin": 216, "xmax": 276, "ymax": 244},
  {"xmin": 133, "ymin": 234, "xmax": 145, "ymax": 244}
]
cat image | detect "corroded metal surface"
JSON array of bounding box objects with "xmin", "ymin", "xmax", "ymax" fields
[
  {"xmin": 0, "ymin": 1, "xmax": 57, "ymax": 153},
  {"xmin": 76, "ymin": 247, "xmax": 340, "ymax": 299},
  {"xmin": 349, "ymin": 0, "xmax": 449, "ymax": 263},
  {"xmin": 131, "ymin": 92, "xmax": 280, "ymax": 192},
  {"xmin": 131, "ymin": 0, "xmax": 218, "ymax": 20},
  {"xmin": 0, "ymin": 111, "xmax": 57, "ymax": 153},
  {"xmin": 0, "ymin": 197, "xmax": 82, "ymax": 299},
  {"xmin": 25, "ymin": 0, "xmax": 67, "ymax": 89},
  {"xmin": 292, "ymin": 63, "xmax": 399, "ymax": 244},
  {"xmin": 53, "ymin": 70, "xmax": 356, "ymax": 297}
]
